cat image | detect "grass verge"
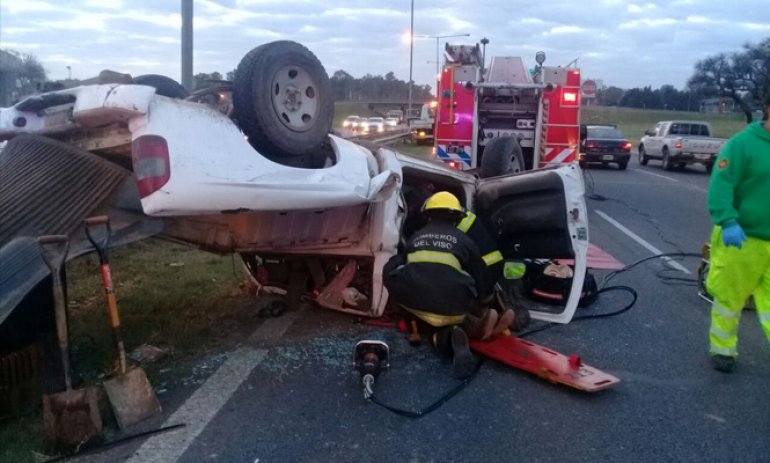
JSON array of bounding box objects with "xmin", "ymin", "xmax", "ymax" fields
[
  {"xmin": 582, "ymin": 106, "xmax": 746, "ymax": 141},
  {"xmin": 0, "ymin": 239, "xmax": 257, "ymax": 462}
]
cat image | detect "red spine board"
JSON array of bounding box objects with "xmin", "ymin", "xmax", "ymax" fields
[{"xmin": 470, "ymin": 334, "xmax": 620, "ymax": 392}]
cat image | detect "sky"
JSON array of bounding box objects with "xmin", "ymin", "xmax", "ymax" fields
[{"xmin": 1, "ymin": 0, "xmax": 768, "ymax": 91}]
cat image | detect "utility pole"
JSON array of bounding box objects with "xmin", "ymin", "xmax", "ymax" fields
[
  {"xmin": 408, "ymin": 0, "xmax": 414, "ymax": 113},
  {"xmin": 181, "ymin": 0, "xmax": 193, "ymax": 92}
]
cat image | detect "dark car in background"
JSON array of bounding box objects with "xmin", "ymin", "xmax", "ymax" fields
[{"xmin": 578, "ymin": 124, "xmax": 632, "ymax": 170}]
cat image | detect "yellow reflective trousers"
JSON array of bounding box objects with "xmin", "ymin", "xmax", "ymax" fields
[{"xmin": 707, "ymin": 227, "xmax": 770, "ymax": 357}]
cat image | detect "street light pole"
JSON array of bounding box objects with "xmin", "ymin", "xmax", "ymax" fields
[
  {"xmin": 408, "ymin": 0, "xmax": 414, "ymax": 113},
  {"xmin": 181, "ymin": 0, "xmax": 193, "ymax": 92}
]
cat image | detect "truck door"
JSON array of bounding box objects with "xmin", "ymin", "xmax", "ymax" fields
[
  {"xmin": 647, "ymin": 122, "xmax": 665, "ymax": 155},
  {"xmin": 473, "ymin": 164, "xmax": 588, "ymax": 324}
]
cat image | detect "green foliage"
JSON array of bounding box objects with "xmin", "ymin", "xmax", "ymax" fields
[
  {"xmin": 0, "ymin": 411, "xmax": 42, "ymax": 463},
  {"xmin": 193, "ymin": 71, "xmax": 224, "ymax": 90},
  {"xmin": 688, "ymin": 37, "xmax": 770, "ymax": 123},
  {"xmin": 0, "ymin": 49, "xmax": 47, "ymax": 105},
  {"xmin": 330, "ymin": 69, "xmax": 433, "ymax": 102}
]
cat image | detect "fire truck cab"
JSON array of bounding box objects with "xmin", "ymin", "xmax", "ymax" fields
[{"xmin": 434, "ymin": 42, "xmax": 581, "ymax": 175}]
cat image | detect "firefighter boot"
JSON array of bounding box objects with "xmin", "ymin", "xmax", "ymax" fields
[
  {"xmin": 711, "ymin": 355, "xmax": 736, "ymax": 373},
  {"xmin": 450, "ymin": 327, "xmax": 476, "ymax": 379},
  {"xmin": 432, "ymin": 328, "xmax": 453, "ymax": 357},
  {"xmin": 464, "ymin": 309, "xmax": 498, "ymax": 341}
]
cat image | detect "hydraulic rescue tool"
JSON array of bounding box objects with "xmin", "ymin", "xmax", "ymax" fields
[{"xmin": 353, "ymin": 340, "xmax": 390, "ymax": 399}]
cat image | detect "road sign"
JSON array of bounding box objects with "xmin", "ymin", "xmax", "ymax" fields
[{"xmin": 581, "ymin": 79, "xmax": 597, "ymax": 97}]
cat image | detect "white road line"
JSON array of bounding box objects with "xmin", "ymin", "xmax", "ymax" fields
[
  {"xmin": 128, "ymin": 310, "xmax": 301, "ymax": 463},
  {"xmin": 128, "ymin": 348, "xmax": 267, "ymax": 463},
  {"xmin": 595, "ymin": 210, "xmax": 691, "ymax": 274},
  {"xmin": 631, "ymin": 168, "xmax": 678, "ymax": 182}
]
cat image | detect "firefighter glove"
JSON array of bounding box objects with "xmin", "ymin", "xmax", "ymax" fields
[{"xmin": 721, "ymin": 222, "xmax": 747, "ymax": 249}]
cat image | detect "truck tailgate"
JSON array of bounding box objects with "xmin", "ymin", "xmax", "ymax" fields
[{"xmin": 685, "ymin": 138, "xmax": 724, "ymax": 154}]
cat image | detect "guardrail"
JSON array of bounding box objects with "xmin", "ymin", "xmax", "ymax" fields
[{"xmin": 341, "ymin": 128, "xmax": 411, "ymax": 146}]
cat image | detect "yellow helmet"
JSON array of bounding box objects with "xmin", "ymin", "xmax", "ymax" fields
[{"xmin": 422, "ymin": 191, "xmax": 463, "ymax": 214}]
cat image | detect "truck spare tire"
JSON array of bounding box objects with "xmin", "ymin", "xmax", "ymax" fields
[
  {"xmin": 133, "ymin": 74, "xmax": 189, "ymax": 99},
  {"xmin": 480, "ymin": 136, "xmax": 525, "ymax": 178},
  {"xmin": 233, "ymin": 41, "xmax": 334, "ymax": 159}
]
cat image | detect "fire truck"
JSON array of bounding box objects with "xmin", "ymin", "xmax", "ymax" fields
[{"xmin": 433, "ymin": 42, "xmax": 581, "ymax": 176}]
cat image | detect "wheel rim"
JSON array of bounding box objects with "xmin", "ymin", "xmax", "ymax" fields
[{"xmin": 271, "ymin": 66, "xmax": 319, "ymax": 133}]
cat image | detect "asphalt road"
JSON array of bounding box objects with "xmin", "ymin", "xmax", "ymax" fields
[{"xmin": 82, "ymin": 154, "xmax": 770, "ymax": 463}]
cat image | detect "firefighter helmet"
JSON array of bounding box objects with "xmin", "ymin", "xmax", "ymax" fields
[{"xmin": 422, "ymin": 191, "xmax": 463, "ymax": 214}]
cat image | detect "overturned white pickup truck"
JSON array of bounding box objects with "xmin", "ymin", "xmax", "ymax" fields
[{"xmin": 0, "ymin": 41, "xmax": 588, "ymax": 338}]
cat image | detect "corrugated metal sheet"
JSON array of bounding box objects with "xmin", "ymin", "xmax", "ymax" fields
[
  {"xmin": 0, "ymin": 135, "xmax": 132, "ymax": 325},
  {"xmin": 0, "ymin": 135, "xmax": 130, "ymax": 243}
]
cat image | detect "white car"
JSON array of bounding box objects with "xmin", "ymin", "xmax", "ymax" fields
[
  {"xmin": 342, "ymin": 115, "xmax": 360, "ymax": 128},
  {"xmin": 384, "ymin": 117, "xmax": 399, "ymax": 128},
  {"xmin": 361, "ymin": 117, "xmax": 385, "ymax": 134},
  {"xmin": 0, "ymin": 41, "xmax": 588, "ymax": 327}
]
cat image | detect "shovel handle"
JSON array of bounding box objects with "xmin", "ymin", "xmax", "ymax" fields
[
  {"xmin": 85, "ymin": 217, "xmax": 127, "ymax": 375},
  {"xmin": 37, "ymin": 235, "xmax": 72, "ymax": 390},
  {"xmin": 84, "ymin": 216, "xmax": 111, "ymax": 265},
  {"xmin": 101, "ymin": 270, "xmax": 127, "ymax": 375}
]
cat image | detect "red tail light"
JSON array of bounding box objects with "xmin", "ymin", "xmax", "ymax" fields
[
  {"xmin": 622, "ymin": 142, "xmax": 632, "ymax": 152},
  {"xmin": 132, "ymin": 135, "xmax": 170, "ymax": 198},
  {"xmin": 674, "ymin": 142, "xmax": 683, "ymax": 149},
  {"xmin": 586, "ymin": 141, "xmax": 599, "ymax": 149}
]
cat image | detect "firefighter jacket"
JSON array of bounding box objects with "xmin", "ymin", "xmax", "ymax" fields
[
  {"xmin": 384, "ymin": 221, "xmax": 486, "ymax": 318},
  {"xmin": 707, "ymin": 121, "xmax": 770, "ymax": 240},
  {"xmin": 457, "ymin": 211, "xmax": 504, "ymax": 300}
]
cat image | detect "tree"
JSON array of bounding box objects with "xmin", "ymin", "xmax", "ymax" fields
[
  {"xmin": 598, "ymin": 86, "xmax": 624, "ymax": 106},
  {"xmin": 193, "ymin": 71, "xmax": 223, "ymax": 91},
  {"xmin": 329, "ymin": 69, "xmax": 432, "ymax": 102},
  {"xmin": 688, "ymin": 37, "xmax": 770, "ymax": 123}
]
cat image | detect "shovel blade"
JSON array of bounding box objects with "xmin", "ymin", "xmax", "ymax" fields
[
  {"xmin": 104, "ymin": 367, "xmax": 161, "ymax": 429},
  {"xmin": 43, "ymin": 388, "xmax": 103, "ymax": 452}
]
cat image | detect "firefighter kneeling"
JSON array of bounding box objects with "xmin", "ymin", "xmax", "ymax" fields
[{"xmin": 384, "ymin": 192, "xmax": 513, "ymax": 378}]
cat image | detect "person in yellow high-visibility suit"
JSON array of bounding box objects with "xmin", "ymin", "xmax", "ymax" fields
[{"xmin": 706, "ymin": 94, "xmax": 770, "ymax": 373}]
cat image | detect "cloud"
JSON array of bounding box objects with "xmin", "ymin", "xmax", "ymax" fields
[
  {"xmin": 0, "ymin": 0, "xmax": 57, "ymax": 13},
  {"xmin": 619, "ymin": 18, "xmax": 678, "ymax": 29},
  {"xmin": 82, "ymin": 0, "xmax": 124, "ymax": 8},
  {"xmin": 1, "ymin": 0, "xmax": 766, "ymax": 90},
  {"xmin": 743, "ymin": 22, "xmax": 770, "ymax": 30},
  {"xmin": 545, "ymin": 25, "xmax": 588, "ymax": 35}
]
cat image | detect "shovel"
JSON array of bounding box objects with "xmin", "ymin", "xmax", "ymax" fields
[
  {"xmin": 38, "ymin": 235, "xmax": 103, "ymax": 451},
  {"xmin": 85, "ymin": 216, "xmax": 161, "ymax": 429}
]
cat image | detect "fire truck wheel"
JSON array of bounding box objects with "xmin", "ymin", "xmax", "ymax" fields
[
  {"xmin": 233, "ymin": 41, "xmax": 333, "ymax": 159},
  {"xmin": 133, "ymin": 74, "xmax": 189, "ymax": 99},
  {"xmin": 480, "ymin": 136, "xmax": 525, "ymax": 178}
]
